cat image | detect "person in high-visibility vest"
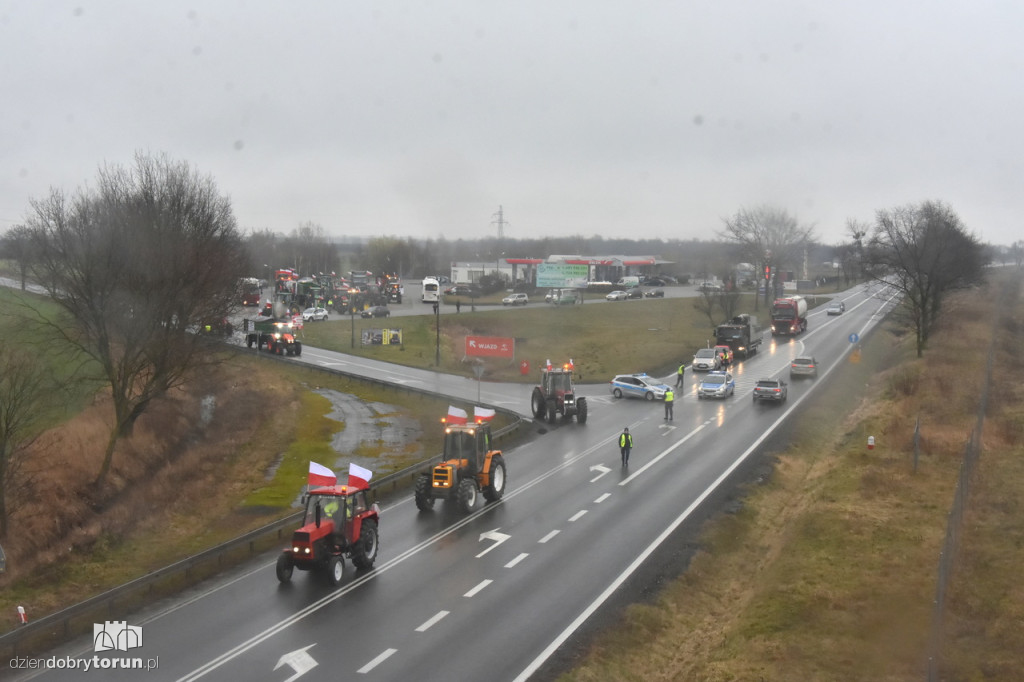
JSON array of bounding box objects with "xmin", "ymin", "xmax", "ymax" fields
[
  {"xmin": 664, "ymin": 388, "xmax": 675, "ymax": 420},
  {"xmin": 619, "ymin": 427, "xmax": 633, "ymax": 467},
  {"xmin": 676, "ymin": 362, "xmax": 686, "ymax": 387}
]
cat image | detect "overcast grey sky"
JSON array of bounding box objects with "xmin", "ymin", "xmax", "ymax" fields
[{"xmin": 2, "ymin": 1, "xmax": 1021, "ymax": 246}]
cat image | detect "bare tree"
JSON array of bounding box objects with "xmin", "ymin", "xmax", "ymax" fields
[
  {"xmin": 25, "ymin": 152, "xmax": 249, "ymax": 488},
  {"xmin": 720, "ymin": 205, "xmax": 816, "ymax": 309},
  {"xmin": 0, "ymin": 225, "xmax": 35, "ymax": 291},
  {"xmin": 0, "ymin": 345, "xmax": 53, "ymax": 537},
  {"xmin": 864, "ymin": 201, "xmax": 985, "ymax": 357},
  {"xmin": 1010, "ymin": 240, "xmax": 1024, "ymax": 268}
]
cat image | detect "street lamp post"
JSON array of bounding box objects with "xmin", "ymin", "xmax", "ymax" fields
[{"xmin": 350, "ymin": 305, "xmax": 355, "ymax": 349}]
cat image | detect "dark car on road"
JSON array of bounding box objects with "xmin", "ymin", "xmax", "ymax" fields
[
  {"xmin": 361, "ymin": 305, "xmax": 391, "ymax": 318},
  {"xmin": 790, "ymin": 356, "xmax": 818, "ymax": 379},
  {"xmin": 753, "ymin": 378, "xmax": 788, "ymax": 403},
  {"xmin": 643, "ymin": 288, "xmax": 665, "ymax": 298}
]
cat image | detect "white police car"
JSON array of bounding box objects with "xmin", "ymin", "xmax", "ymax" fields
[
  {"xmin": 697, "ymin": 371, "xmax": 735, "ymax": 399},
  {"xmin": 610, "ymin": 373, "xmax": 672, "ymax": 401}
]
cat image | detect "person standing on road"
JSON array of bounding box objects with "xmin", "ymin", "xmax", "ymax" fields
[
  {"xmin": 664, "ymin": 387, "xmax": 675, "ymax": 420},
  {"xmin": 456, "ymin": 300, "xmax": 461, "ymax": 313},
  {"xmin": 676, "ymin": 362, "xmax": 686, "ymax": 387},
  {"xmin": 619, "ymin": 427, "xmax": 633, "ymax": 467}
]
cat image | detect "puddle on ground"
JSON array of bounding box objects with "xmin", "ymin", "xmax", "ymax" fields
[{"xmin": 314, "ymin": 389, "xmax": 423, "ymax": 473}]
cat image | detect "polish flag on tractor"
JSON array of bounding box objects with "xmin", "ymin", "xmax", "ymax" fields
[
  {"xmin": 308, "ymin": 461, "xmax": 336, "ymax": 488},
  {"xmin": 474, "ymin": 407, "xmax": 496, "ymax": 423},
  {"xmin": 348, "ymin": 463, "xmax": 373, "ymax": 490},
  {"xmin": 446, "ymin": 405, "xmax": 468, "ymax": 425}
]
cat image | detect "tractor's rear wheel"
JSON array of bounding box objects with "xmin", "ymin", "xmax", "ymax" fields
[
  {"xmin": 576, "ymin": 397, "xmax": 588, "ymax": 424},
  {"xmin": 414, "ymin": 474, "xmax": 435, "ymax": 511},
  {"xmin": 531, "ymin": 388, "xmax": 546, "ymax": 419},
  {"xmin": 456, "ymin": 479, "xmax": 477, "ymax": 514},
  {"xmin": 483, "ymin": 455, "xmax": 506, "ymax": 502},
  {"xmin": 275, "ymin": 553, "xmax": 293, "ymax": 583},
  {"xmin": 352, "ymin": 520, "xmax": 378, "ymax": 569},
  {"xmin": 327, "ymin": 556, "xmax": 344, "ymax": 586}
]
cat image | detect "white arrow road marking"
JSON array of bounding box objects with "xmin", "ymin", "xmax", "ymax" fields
[
  {"xmin": 476, "ymin": 528, "xmax": 511, "ymax": 557},
  {"xmin": 358, "ymin": 648, "xmax": 396, "ymax": 674},
  {"xmin": 274, "ymin": 644, "xmax": 317, "ymax": 682},
  {"xmin": 589, "ymin": 463, "xmax": 611, "ymax": 482},
  {"xmin": 659, "ymin": 424, "xmax": 677, "ymax": 436}
]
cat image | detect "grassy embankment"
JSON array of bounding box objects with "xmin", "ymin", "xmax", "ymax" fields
[{"xmin": 557, "ymin": 268, "xmax": 1024, "ymax": 681}]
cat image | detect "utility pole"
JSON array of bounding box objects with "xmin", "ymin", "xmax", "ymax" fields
[{"xmin": 491, "ymin": 205, "xmax": 509, "ymax": 240}]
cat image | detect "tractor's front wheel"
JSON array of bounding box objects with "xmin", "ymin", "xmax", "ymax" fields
[
  {"xmin": 352, "ymin": 520, "xmax": 378, "ymax": 569},
  {"xmin": 414, "ymin": 474, "xmax": 435, "ymax": 511},
  {"xmin": 531, "ymin": 388, "xmax": 546, "ymax": 420},
  {"xmin": 547, "ymin": 403, "xmax": 556, "ymax": 423},
  {"xmin": 275, "ymin": 553, "xmax": 293, "ymax": 583},
  {"xmin": 483, "ymin": 455, "xmax": 506, "ymax": 502},
  {"xmin": 456, "ymin": 479, "xmax": 477, "ymax": 514},
  {"xmin": 576, "ymin": 397, "xmax": 588, "ymax": 424},
  {"xmin": 327, "ymin": 556, "xmax": 344, "ymax": 586}
]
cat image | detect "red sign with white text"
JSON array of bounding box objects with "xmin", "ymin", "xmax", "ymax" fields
[{"xmin": 465, "ymin": 335, "xmax": 515, "ymax": 358}]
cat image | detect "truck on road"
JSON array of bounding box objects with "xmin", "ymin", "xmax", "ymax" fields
[
  {"xmin": 770, "ymin": 295, "xmax": 808, "ymax": 336},
  {"xmin": 714, "ymin": 314, "xmax": 762, "ymax": 359},
  {"xmin": 244, "ymin": 317, "xmax": 302, "ymax": 356}
]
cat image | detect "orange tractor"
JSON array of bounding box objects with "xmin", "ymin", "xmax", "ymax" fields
[
  {"xmin": 414, "ymin": 421, "xmax": 506, "ymax": 514},
  {"xmin": 276, "ymin": 484, "xmax": 379, "ymax": 585},
  {"xmin": 531, "ymin": 360, "xmax": 588, "ymax": 424}
]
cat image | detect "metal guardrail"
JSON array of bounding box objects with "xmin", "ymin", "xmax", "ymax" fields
[{"xmin": 0, "ymin": 347, "xmax": 525, "ymax": 660}]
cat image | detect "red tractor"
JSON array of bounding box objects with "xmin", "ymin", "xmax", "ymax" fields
[
  {"xmin": 276, "ymin": 484, "xmax": 380, "ymax": 585},
  {"xmin": 531, "ymin": 361, "xmax": 588, "ymax": 424},
  {"xmin": 414, "ymin": 422, "xmax": 506, "ymax": 514}
]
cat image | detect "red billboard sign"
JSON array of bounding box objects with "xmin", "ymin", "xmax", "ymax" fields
[{"xmin": 465, "ymin": 335, "xmax": 515, "ymax": 358}]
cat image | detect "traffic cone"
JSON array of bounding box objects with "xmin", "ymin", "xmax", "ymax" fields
[{"xmin": 17, "ymin": 605, "xmax": 27, "ymax": 626}]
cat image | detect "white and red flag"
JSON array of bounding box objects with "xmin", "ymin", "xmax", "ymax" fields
[
  {"xmin": 308, "ymin": 461, "xmax": 336, "ymax": 488},
  {"xmin": 446, "ymin": 405, "xmax": 468, "ymax": 425},
  {"xmin": 474, "ymin": 407, "xmax": 496, "ymax": 423},
  {"xmin": 348, "ymin": 463, "xmax": 373, "ymax": 490}
]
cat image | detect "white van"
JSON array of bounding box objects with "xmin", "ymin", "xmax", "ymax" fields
[{"xmin": 616, "ymin": 276, "xmax": 640, "ymax": 288}]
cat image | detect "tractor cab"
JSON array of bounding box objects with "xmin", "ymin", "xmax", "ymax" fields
[
  {"xmin": 441, "ymin": 424, "xmax": 492, "ymax": 475},
  {"xmin": 301, "ymin": 487, "xmax": 372, "ymax": 544},
  {"xmin": 543, "ymin": 368, "xmax": 573, "ymax": 397}
]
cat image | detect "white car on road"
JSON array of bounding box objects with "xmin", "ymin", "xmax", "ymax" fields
[{"xmin": 301, "ymin": 307, "xmax": 329, "ymax": 322}]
